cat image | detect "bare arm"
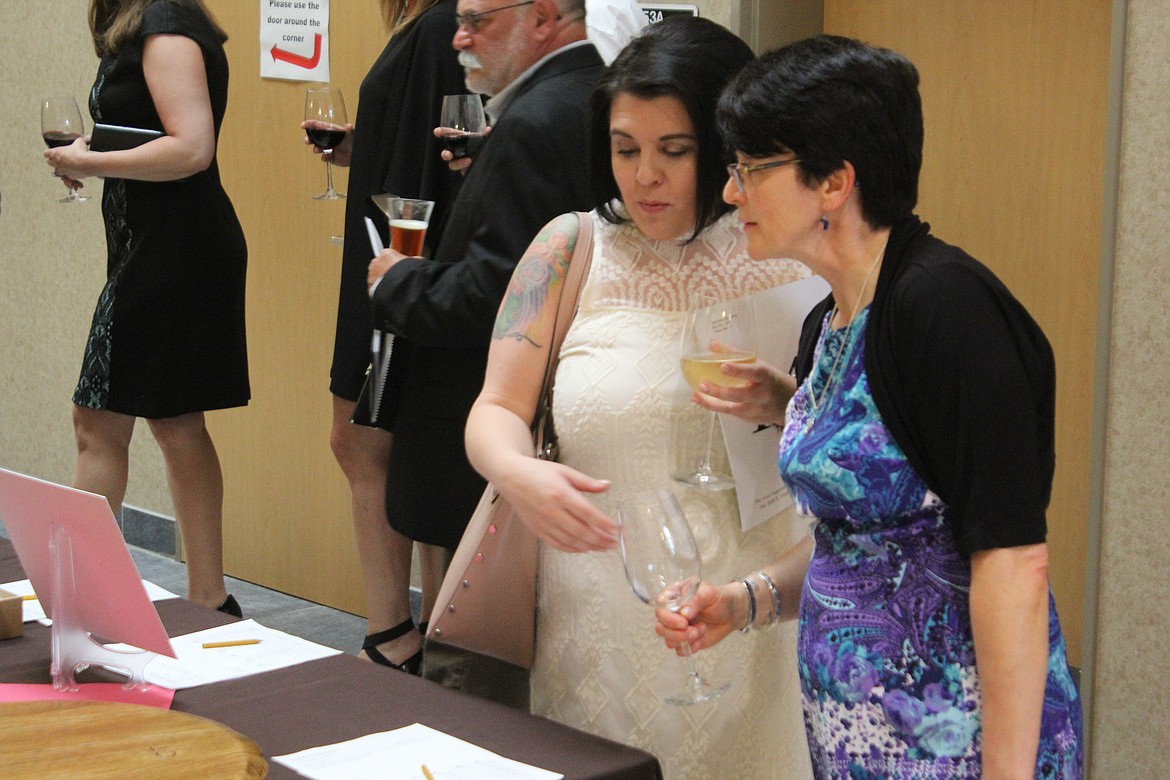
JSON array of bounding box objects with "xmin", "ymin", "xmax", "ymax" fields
[
  {"xmin": 46, "ymin": 34, "xmax": 215, "ymax": 182},
  {"xmin": 465, "ymin": 213, "xmax": 615, "ymax": 552},
  {"xmin": 969, "ymin": 543, "xmax": 1050, "ymax": 779}
]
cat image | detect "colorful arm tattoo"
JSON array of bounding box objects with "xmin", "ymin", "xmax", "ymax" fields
[{"xmin": 493, "ymin": 217, "xmax": 577, "ymax": 346}]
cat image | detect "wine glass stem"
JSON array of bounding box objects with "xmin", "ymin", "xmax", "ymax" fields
[
  {"xmin": 679, "ymin": 640, "xmax": 704, "ymax": 688},
  {"xmin": 698, "ymin": 410, "xmax": 717, "ymax": 475},
  {"xmin": 325, "ymin": 160, "xmax": 335, "ymax": 194}
]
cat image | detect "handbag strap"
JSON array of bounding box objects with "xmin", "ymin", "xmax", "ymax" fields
[{"xmin": 534, "ymin": 211, "xmax": 595, "ymax": 460}]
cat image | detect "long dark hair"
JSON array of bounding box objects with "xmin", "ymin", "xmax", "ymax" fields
[
  {"xmin": 89, "ymin": 0, "xmax": 227, "ymax": 56},
  {"xmin": 588, "ymin": 17, "xmax": 754, "ymax": 242}
]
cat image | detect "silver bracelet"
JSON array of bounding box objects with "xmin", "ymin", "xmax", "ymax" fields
[
  {"xmin": 739, "ymin": 577, "xmax": 757, "ymax": 633},
  {"xmin": 754, "ymin": 569, "xmax": 782, "ymax": 625}
]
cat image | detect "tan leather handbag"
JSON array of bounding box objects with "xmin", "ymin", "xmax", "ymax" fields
[{"xmin": 426, "ymin": 212, "xmax": 595, "ymax": 669}]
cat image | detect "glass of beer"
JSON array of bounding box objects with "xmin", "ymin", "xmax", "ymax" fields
[{"xmin": 385, "ymin": 197, "xmax": 435, "ymax": 256}]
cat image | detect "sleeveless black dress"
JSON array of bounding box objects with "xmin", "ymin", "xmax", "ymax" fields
[{"xmin": 78, "ymin": 0, "xmax": 248, "ymax": 419}]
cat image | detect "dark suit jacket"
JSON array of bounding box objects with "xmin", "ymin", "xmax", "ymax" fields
[{"xmin": 370, "ymin": 43, "xmax": 604, "ymax": 547}]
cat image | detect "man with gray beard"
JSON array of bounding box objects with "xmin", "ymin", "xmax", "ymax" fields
[{"xmin": 365, "ymin": 0, "xmax": 604, "ymax": 707}]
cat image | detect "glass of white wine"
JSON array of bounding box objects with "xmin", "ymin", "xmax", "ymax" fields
[
  {"xmin": 673, "ymin": 292, "xmax": 756, "ymax": 490},
  {"xmin": 617, "ymin": 488, "xmax": 729, "ymax": 705}
]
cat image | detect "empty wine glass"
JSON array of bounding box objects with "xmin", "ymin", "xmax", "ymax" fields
[
  {"xmin": 304, "ymin": 85, "xmax": 347, "ymax": 200},
  {"xmin": 617, "ymin": 488, "xmax": 729, "ymax": 705},
  {"xmin": 439, "ymin": 93, "xmax": 486, "ymax": 160},
  {"xmin": 672, "ymin": 292, "xmax": 756, "ymax": 490},
  {"xmin": 41, "ymin": 97, "xmax": 89, "ymax": 203}
]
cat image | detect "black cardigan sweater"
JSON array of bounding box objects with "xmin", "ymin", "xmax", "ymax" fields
[{"xmin": 794, "ymin": 217, "xmax": 1056, "ymax": 555}]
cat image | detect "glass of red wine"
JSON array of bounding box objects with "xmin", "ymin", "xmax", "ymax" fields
[
  {"xmin": 304, "ymin": 85, "xmax": 347, "ymax": 200},
  {"xmin": 439, "ymin": 94, "xmax": 486, "ymax": 160},
  {"xmin": 41, "ymin": 97, "xmax": 89, "ymax": 203}
]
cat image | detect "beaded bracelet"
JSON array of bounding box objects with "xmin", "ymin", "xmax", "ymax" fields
[
  {"xmin": 739, "ymin": 577, "xmax": 757, "ymax": 634},
  {"xmin": 754, "ymin": 569, "xmax": 782, "ymax": 625}
]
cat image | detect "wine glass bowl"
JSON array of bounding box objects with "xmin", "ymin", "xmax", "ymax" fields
[
  {"xmin": 617, "ymin": 488, "xmax": 729, "ymax": 706},
  {"xmin": 41, "ymin": 96, "xmax": 89, "ymax": 203},
  {"xmin": 304, "ymin": 85, "xmax": 347, "ymax": 200},
  {"xmin": 672, "ymin": 293, "xmax": 757, "ymax": 489},
  {"xmin": 439, "ymin": 94, "xmax": 486, "ymax": 160}
]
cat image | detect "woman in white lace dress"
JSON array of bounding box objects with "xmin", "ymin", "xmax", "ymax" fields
[{"xmin": 465, "ymin": 17, "xmax": 813, "ymax": 779}]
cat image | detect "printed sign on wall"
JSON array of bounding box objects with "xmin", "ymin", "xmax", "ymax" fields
[
  {"xmin": 260, "ymin": 0, "xmax": 330, "ymax": 82},
  {"xmin": 638, "ymin": 3, "xmax": 699, "ymax": 24}
]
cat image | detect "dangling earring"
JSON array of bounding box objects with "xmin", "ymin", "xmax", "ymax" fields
[{"xmin": 820, "ymin": 215, "xmax": 829, "ymax": 231}]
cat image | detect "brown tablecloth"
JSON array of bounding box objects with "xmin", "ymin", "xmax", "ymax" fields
[{"xmin": 0, "ymin": 539, "xmax": 661, "ymax": 780}]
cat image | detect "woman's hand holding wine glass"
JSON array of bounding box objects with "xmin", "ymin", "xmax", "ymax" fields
[
  {"xmin": 303, "ymin": 85, "xmax": 348, "ymax": 200},
  {"xmin": 672, "ymin": 292, "xmax": 757, "ymax": 490},
  {"xmin": 617, "ymin": 488, "xmax": 730, "ymax": 705},
  {"xmin": 41, "ymin": 96, "xmax": 90, "ymax": 203}
]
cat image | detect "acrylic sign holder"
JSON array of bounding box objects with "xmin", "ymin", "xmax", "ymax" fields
[
  {"xmin": 49, "ymin": 523, "xmax": 154, "ymax": 691},
  {"xmin": 0, "ymin": 467, "xmax": 175, "ymax": 694}
]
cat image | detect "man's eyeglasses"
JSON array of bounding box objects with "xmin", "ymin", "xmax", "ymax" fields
[
  {"xmin": 455, "ymin": 0, "xmax": 535, "ymax": 33},
  {"xmin": 726, "ymin": 157, "xmax": 801, "ymax": 194}
]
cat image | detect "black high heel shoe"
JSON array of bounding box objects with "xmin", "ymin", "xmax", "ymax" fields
[
  {"xmin": 216, "ymin": 594, "xmax": 243, "ymax": 618},
  {"xmin": 362, "ymin": 618, "xmax": 422, "ymax": 675}
]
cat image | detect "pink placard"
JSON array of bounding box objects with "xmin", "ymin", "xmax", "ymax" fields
[
  {"xmin": 0, "ymin": 682, "xmax": 175, "ymax": 709},
  {"xmin": 0, "ymin": 468, "xmax": 175, "ymax": 657}
]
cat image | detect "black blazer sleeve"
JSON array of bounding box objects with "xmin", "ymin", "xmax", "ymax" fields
[{"xmin": 370, "ymin": 47, "xmax": 602, "ymax": 350}]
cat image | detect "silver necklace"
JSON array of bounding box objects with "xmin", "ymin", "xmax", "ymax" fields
[{"xmin": 803, "ymin": 244, "xmax": 886, "ymax": 431}]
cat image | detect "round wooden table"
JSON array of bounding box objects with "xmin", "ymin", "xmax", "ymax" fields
[{"xmin": 0, "ymin": 700, "xmax": 267, "ymax": 778}]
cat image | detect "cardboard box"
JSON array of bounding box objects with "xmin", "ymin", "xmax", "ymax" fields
[{"xmin": 0, "ymin": 587, "xmax": 23, "ymax": 639}]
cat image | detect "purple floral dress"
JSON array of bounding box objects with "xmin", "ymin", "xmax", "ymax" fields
[{"xmin": 778, "ymin": 309, "xmax": 1083, "ymax": 779}]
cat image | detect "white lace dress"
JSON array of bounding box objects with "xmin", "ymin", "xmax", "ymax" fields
[{"xmin": 533, "ymin": 211, "xmax": 815, "ymax": 779}]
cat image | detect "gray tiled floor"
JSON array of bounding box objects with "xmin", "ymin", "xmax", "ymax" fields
[
  {"xmin": 1, "ymin": 521, "xmax": 417, "ymax": 655},
  {"xmin": 126, "ymin": 545, "xmax": 415, "ymax": 655}
]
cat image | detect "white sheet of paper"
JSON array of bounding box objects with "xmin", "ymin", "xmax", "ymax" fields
[
  {"xmin": 3, "ymin": 578, "xmax": 177, "ymax": 624},
  {"xmin": 722, "ymin": 275, "xmax": 830, "ymax": 531},
  {"xmin": 105, "ymin": 619, "xmax": 341, "ymax": 689},
  {"xmin": 275, "ymin": 722, "xmax": 564, "ymax": 780}
]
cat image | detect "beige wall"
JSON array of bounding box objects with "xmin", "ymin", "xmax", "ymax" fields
[
  {"xmin": 4, "ymin": 1, "xmax": 1170, "ymax": 773},
  {"xmin": 1089, "ymin": 0, "xmax": 1170, "ymax": 773},
  {"xmin": 0, "ymin": 0, "xmax": 173, "ymax": 516}
]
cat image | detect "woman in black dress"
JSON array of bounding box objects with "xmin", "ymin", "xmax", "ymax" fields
[
  {"xmin": 302, "ymin": 0, "xmax": 464, "ymax": 671},
  {"xmin": 45, "ymin": 0, "xmax": 248, "ymax": 613}
]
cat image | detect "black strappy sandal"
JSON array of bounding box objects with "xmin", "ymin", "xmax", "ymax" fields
[
  {"xmin": 362, "ymin": 618, "xmax": 422, "ymax": 675},
  {"xmin": 216, "ymin": 594, "xmax": 243, "ymax": 618}
]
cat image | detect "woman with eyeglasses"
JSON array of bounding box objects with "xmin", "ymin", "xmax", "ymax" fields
[
  {"xmin": 302, "ymin": 0, "xmax": 465, "ymax": 674},
  {"xmin": 465, "ymin": 17, "xmax": 813, "ymax": 779},
  {"xmin": 656, "ymin": 36, "xmax": 1083, "ymax": 778}
]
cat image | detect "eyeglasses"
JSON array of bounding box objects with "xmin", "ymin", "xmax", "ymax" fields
[
  {"xmin": 726, "ymin": 157, "xmax": 801, "ymax": 194},
  {"xmin": 455, "ymin": 0, "xmax": 535, "ymax": 33}
]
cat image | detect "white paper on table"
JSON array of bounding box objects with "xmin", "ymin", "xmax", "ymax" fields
[
  {"xmin": 105, "ymin": 619, "xmax": 341, "ymax": 690},
  {"xmin": 3, "ymin": 578, "xmax": 178, "ymax": 625},
  {"xmin": 721, "ymin": 275, "xmax": 831, "ymax": 531},
  {"xmin": 275, "ymin": 722, "xmax": 564, "ymax": 780}
]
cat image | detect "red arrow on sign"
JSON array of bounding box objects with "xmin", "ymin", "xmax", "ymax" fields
[{"xmin": 271, "ymin": 33, "xmax": 322, "ymax": 69}]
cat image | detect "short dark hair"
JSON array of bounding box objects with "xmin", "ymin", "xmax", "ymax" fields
[
  {"xmin": 718, "ymin": 35, "xmax": 923, "ymax": 228},
  {"xmin": 588, "ymin": 16, "xmax": 754, "ymax": 241}
]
